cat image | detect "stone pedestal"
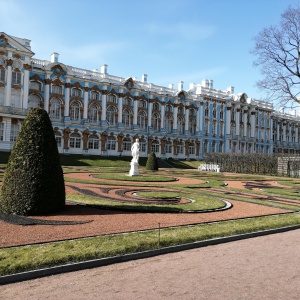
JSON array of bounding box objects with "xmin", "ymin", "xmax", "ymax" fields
[{"xmin": 129, "ymin": 161, "xmax": 139, "ymax": 176}]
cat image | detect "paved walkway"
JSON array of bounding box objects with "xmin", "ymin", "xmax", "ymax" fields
[{"xmin": 1, "ymin": 229, "xmax": 300, "ymax": 300}]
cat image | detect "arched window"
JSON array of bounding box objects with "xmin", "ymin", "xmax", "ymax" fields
[
  {"xmin": 189, "ymin": 118, "xmax": 196, "ymax": 135},
  {"xmin": 178, "ymin": 117, "xmax": 184, "ymax": 134},
  {"xmin": 30, "ymin": 81, "xmax": 42, "ymax": 91},
  {"xmin": 122, "ymin": 109, "xmax": 132, "ymax": 128},
  {"xmin": 204, "ymin": 105, "xmax": 209, "ymax": 117},
  {"xmin": 137, "ymin": 111, "xmax": 147, "ymax": 130},
  {"xmin": 69, "ymin": 132, "xmax": 81, "ymax": 148},
  {"xmin": 165, "ymin": 115, "xmax": 172, "ymax": 133},
  {"xmin": 50, "ymin": 98, "xmax": 61, "ymax": 120},
  {"xmin": 28, "ymin": 94, "xmax": 41, "ymax": 109},
  {"xmin": 88, "ymin": 134, "xmax": 99, "ymax": 150},
  {"xmin": 106, "ymin": 106, "xmax": 116, "ymax": 126},
  {"xmin": 165, "ymin": 140, "xmax": 172, "ymax": 154},
  {"xmin": 107, "ymin": 136, "xmax": 116, "ymax": 150},
  {"xmin": 166, "ymin": 105, "xmax": 172, "ymax": 112},
  {"xmin": 89, "ymin": 104, "xmax": 99, "ymax": 124},
  {"xmin": 122, "ymin": 137, "xmax": 131, "ymax": 151},
  {"xmin": 52, "ymin": 85, "xmax": 63, "ymax": 95},
  {"xmin": 153, "ymin": 102, "xmax": 160, "ymax": 111},
  {"xmin": 177, "ymin": 141, "xmax": 184, "ymax": 154},
  {"xmin": 151, "ymin": 113, "xmax": 160, "ymax": 131},
  {"xmin": 70, "ymin": 101, "xmax": 81, "ymax": 121},
  {"xmin": 55, "ymin": 131, "xmax": 62, "ymax": 147},
  {"xmin": 151, "ymin": 139, "xmax": 159, "ymax": 153}
]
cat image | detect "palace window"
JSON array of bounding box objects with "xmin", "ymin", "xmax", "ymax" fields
[
  {"xmin": 28, "ymin": 94, "xmax": 41, "ymax": 109},
  {"xmin": 55, "ymin": 131, "xmax": 62, "ymax": 147},
  {"xmin": 178, "ymin": 107, "xmax": 184, "ymax": 115},
  {"xmin": 189, "ymin": 143, "xmax": 195, "ymax": 155},
  {"xmin": 151, "ymin": 113, "xmax": 160, "ymax": 131},
  {"xmin": 189, "ymin": 118, "xmax": 196, "ymax": 135},
  {"xmin": 165, "ymin": 140, "xmax": 172, "ymax": 154},
  {"xmin": 178, "ymin": 117, "xmax": 184, "ymax": 134},
  {"xmin": 0, "ymin": 69, "xmax": 5, "ymax": 82},
  {"xmin": 0, "ymin": 122, "xmax": 4, "ymax": 141},
  {"xmin": 122, "ymin": 109, "xmax": 132, "ymax": 129},
  {"xmin": 30, "ymin": 81, "xmax": 42, "ymax": 91},
  {"xmin": 10, "ymin": 123, "xmax": 19, "ymax": 142},
  {"xmin": 123, "ymin": 97, "xmax": 132, "ymax": 106},
  {"xmin": 50, "ymin": 98, "xmax": 61, "ymax": 120},
  {"xmin": 70, "ymin": 102, "xmax": 81, "ymax": 121},
  {"xmin": 166, "ymin": 105, "xmax": 172, "ymax": 112},
  {"xmin": 151, "ymin": 140, "xmax": 159, "ymax": 153},
  {"xmin": 88, "ymin": 134, "xmax": 100, "ymax": 150},
  {"xmin": 12, "ymin": 71, "xmax": 21, "ymax": 84},
  {"xmin": 153, "ymin": 102, "xmax": 160, "ymax": 111},
  {"xmin": 52, "ymin": 85, "xmax": 63, "ymax": 95},
  {"xmin": 139, "ymin": 100, "xmax": 146, "ymax": 108},
  {"xmin": 107, "ymin": 136, "xmax": 116, "ymax": 151},
  {"xmin": 0, "ymin": 87, "xmax": 4, "ymax": 105},
  {"xmin": 89, "ymin": 104, "xmax": 99, "ymax": 124},
  {"xmin": 106, "ymin": 106, "xmax": 116, "ymax": 126},
  {"xmin": 72, "ymin": 88, "xmax": 82, "ymax": 98},
  {"xmin": 203, "ymin": 141, "xmax": 208, "ymax": 153},
  {"xmin": 90, "ymin": 91, "xmax": 100, "ymax": 101},
  {"xmin": 137, "ymin": 111, "xmax": 147, "ymax": 130},
  {"xmin": 108, "ymin": 94, "xmax": 117, "ymax": 103},
  {"xmin": 69, "ymin": 132, "xmax": 81, "ymax": 148},
  {"xmin": 165, "ymin": 115, "xmax": 172, "ymax": 133},
  {"xmin": 10, "ymin": 89, "xmax": 21, "ymax": 108},
  {"xmin": 177, "ymin": 141, "xmax": 184, "ymax": 154},
  {"xmin": 220, "ymin": 106, "xmax": 224, "ymax": 119},
  {"xmin": 204, "ymin": 105, "xmax": 209, "ymax": 117},
  {"xmin": 122, "ymin": 137, "xmax": 131, "ymax": 151},
  {"xmin": 139, "ymin": 138, "xmax": 146, "ymax": 152}
]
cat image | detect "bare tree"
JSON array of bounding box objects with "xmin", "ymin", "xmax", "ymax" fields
[{"xmin": 252, "ymin": 6, "xmax": 300, "ymax": 109}]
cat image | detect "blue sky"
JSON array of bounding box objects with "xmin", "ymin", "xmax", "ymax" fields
[{"xmin": 1, "ymin": 0, "xmax": 299, "ymax": 103}]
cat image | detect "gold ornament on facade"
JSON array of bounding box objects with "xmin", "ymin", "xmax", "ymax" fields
[
  {"xmin": 23, "ymin": 64, "xmax": 31, "ymax": 71},
  {"xmin": 63, "ymin": 127, "xmax": 71, "ymax": 149},
  {"xmin": 6, "ymin": 59, "xmax": 13, "ymax": 66},
  {"xmin": 82, "ymin": 129, "xmax": 90, "ymax": 150},
  {"xmin": 0, "ymin": 34, "xmax": 8, "ymax": 47}
]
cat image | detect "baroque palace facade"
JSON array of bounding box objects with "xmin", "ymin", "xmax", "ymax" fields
[{"xmin": 1, "ymin": 32, "xmax": 300, "ymax": 159}]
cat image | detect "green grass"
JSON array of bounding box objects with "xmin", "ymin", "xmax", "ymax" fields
[
  {"xmin": 1, "ymin": 212, "xmax": 299, "ymax": 276},
  {"xmin": 67, "ymin": 191, "xmax": 226, "ymax": 212},
  {"xmin": 91, "ymin": 173, "xmax": 177, "ymax": 182}
]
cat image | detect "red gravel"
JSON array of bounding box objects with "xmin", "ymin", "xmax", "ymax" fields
[{"xmin": 0, "ymin": 173, "xmax": 293, "ymax": 248}]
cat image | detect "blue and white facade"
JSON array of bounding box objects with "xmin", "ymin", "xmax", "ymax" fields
[{"xmin": 0, "ymin": 32, "xmax": 300, "ymax": 159}]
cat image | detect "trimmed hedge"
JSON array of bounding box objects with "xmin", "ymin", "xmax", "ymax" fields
[
  {"xmin": 146, "ymin": 152, "xmax": 159, "ymax": 171},
  {"xmin": 0, "ymin": 108, "xmax": 65, "ymax": 215}
]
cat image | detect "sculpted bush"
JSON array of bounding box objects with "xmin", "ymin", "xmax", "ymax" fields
[
  {"xmin": 146, "ymin": 152, "xmax": 159, "ymax": 171},
  {"xmin": 0, "ymin": 108, "xmax": 65, "ymax": 215}
]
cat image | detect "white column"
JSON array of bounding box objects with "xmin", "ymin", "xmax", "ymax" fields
[
  {"xmin": 173, "ymin": 104, "xmax": 178, "ymax": 130},
  {"xmin": 64, "ymin": 78, "xmax": 71, "ymax": 118},
  {"xmin": 184, "ymin": 105, "xmax": 190, "ymax": 132},
  {"xmin": 250, "ymin": 111, "xmax": 256, "ymax": 138},
  {"xmin": 243, "ymin": 110, "xmax": 247, "ymax": 137},
  {"xmin": 101, "ymin": 85, "xmax": 107, "ymax": 122},
  {"xmin": 83, "ymin": 83, "xmax": 89, "ymax": 119},
  {"xmin": 235, "ymin": 107, "xmax": 240, "ymax": 136},
  {"xmin": 270, "ymin": 117, "xmax": 273, "ymax": 141},
  {"xmin": 199, "ymin": 102, "xmax": 204, "ymax": 132},
  {"xmin": 133, "ymin": 98, "xmax": 138, "ymax": 125},
  {"xmin": 148, "ymin": 101, "xmax": 153, "ymax": 127},
  {"xmin": 283, "ymin": 123, "xmax": 286, "ymax": 142},
  {"xmin": 4, "ymin": 58, "xmax": 13, "ymax": 106},
  {"xmin": 226, "ymin": 107, "xmax": 231, "ymax": 135},
  {"xmin": 44, "ymin": 74, "xmax": 51, "ymax": 113},
  {"xmin": 22, "ymin": 64, "xmax": 30, "ymax": 109},
  {"xmin": 118, "ymin": 89, "xmax": 123, "ymax": 124},
  {"xmin": 160, "ymin": 97, "xmax": 165, "ymax": 130}
]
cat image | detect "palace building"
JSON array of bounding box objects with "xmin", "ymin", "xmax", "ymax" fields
[{"xmin": 0, "ymin": 32, "xmax": 300, "ymax": 159}]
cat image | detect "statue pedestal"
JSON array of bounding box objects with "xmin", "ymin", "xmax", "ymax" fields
[{"xmin": 129, "ymin": 161, "xmax": 139, "ymax": 176}]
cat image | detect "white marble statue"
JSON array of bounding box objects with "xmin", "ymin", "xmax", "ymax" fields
[{"xmin": 131, "ymin": 139, "xmax": 140, "ymax": 163}]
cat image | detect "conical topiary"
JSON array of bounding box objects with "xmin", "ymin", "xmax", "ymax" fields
[
  {"xmin": 0, "ymin": 107, "xmax": 65, "ymax": 215},
  {"xmin": 146, "ymin": 151, "xmax": 159, "ymax": 171}
]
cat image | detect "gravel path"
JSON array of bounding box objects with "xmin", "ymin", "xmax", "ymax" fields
[{"xmin": 2, "ymin": 229, "xmax": 300, "ymax": 300}]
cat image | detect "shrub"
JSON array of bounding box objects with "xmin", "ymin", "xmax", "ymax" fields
[
  {"xmin": 0, "ymin": 108, "xmax": 65, "ymax": 215},
  {"xmin": 146, "ymin": 152, "xmax": 159, "ymax": 171}
]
